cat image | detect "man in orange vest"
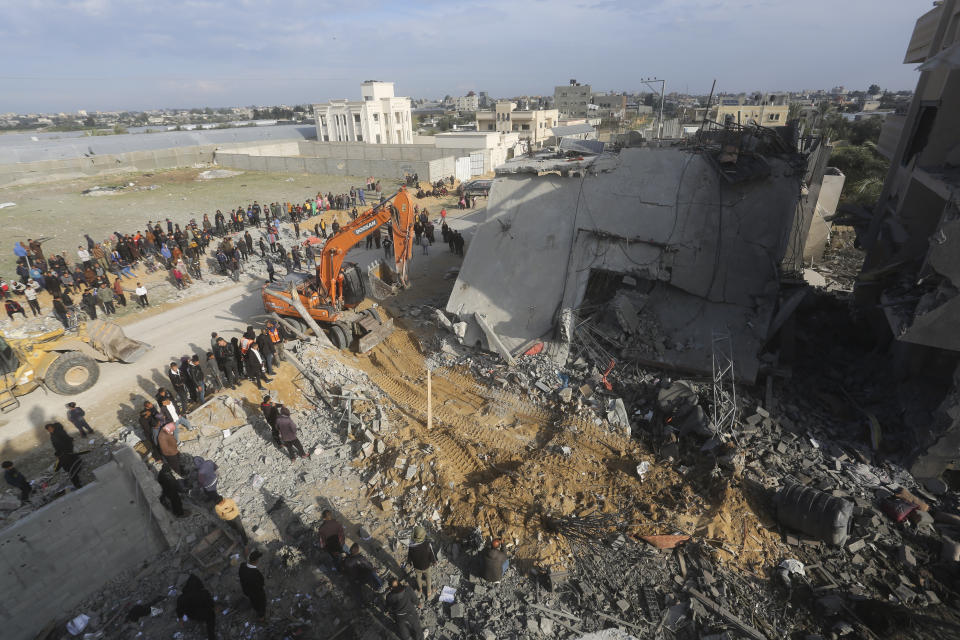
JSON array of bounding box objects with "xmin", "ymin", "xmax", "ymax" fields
[
  {"xmin": 239, "ymin": 327, "xmax": 256, "ymax": 357},
  {"xmin": 265, "ymin": 320, "xmax": 286, "ymax": 362}
]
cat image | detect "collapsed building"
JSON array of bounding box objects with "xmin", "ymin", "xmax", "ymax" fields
[
  {"xmin": 446, "ymin": 124, "xmax": 836, "ymax": 384},
  {"xmin": 856, "ymin": 0, "xmax": 960, "ymax": 484}
]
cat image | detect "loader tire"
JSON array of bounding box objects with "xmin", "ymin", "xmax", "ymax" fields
[
  {"xmin": 46, "ymin": 351, "xmax": 100, "ymax": 395},
  {"xmin": 329, "ymin": 324, "xmax": 350, "ymax": 350}
]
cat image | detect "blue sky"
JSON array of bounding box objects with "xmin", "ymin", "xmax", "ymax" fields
[{"xmin": 0, "ymin": 0, "xmax": 931, "ymax": 112}]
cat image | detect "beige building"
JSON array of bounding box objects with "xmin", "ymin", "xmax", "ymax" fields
[
  {"xmin": 475, "ymin": 101, "xmax": 559, "ymax": 149},
  {"xmin": 712, "ymin": 101, "xmax": 789, "ymax": 127},
  {"xmin": 314, "ymin": 81, "xmax": 412, "ymax": 144},
  {"xmin": 455, "ymin": 93, "xmax": 479, "ymax": 112}
]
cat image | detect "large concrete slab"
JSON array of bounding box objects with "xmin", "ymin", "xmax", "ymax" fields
[{"xmin": 446, "ymin": 147, "xmax": 803, "ymax": 381}]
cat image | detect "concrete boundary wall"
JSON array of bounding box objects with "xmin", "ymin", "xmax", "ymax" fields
[
  {"xmin": 0, "ymin": 447, "xmax": 175, "ymax": 640},
  {"xmin": 216, "ymin": 139, "xmax": 497, "ymax": 181}
]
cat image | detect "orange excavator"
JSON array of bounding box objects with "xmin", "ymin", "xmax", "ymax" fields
[{"xmin": 261, "ymin": 188, "xmax": 415, "ymax": 351}]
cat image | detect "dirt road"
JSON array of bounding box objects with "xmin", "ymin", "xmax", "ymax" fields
[{"xmin": 0, "ymin": 279, "xmax": 265, "ymax": 455}]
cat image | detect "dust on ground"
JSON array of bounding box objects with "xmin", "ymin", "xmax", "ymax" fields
[{"xmin": 327, "ymin": 327, "xmax": 787, "ymax": 574}]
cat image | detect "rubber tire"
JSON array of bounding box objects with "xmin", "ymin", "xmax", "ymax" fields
[
  {"xmin": 45, "ymin": 351, "xmax": 100, "ymax": 395},
  {"xmin": 329, "ymin": 324, "xmax": 349, "ymax": 350}
]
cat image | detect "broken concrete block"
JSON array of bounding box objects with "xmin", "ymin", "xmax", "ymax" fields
[
  {"xmin": 474, "ymin": 312, "xmax": 516, "ymax": 366},
  {"xmin": 361, "ymin": 442, "xmax": 375, "ymax": 458},
  {"xmin": 579, "ymin": 383, "xmax": 593, "ymax": 399},
  {"xmin": 616, "ymin": 599, "xmax": 630, "ymax": 612},
  {"xmin": 526, "ymin": 618, "xmax": 539, "ymax": 633},
  {"xmin": 558, "ymin": 387, "xmax": 573, "ymax": 403},
  {"xmin": 534, "ymin": 380, "xmax": 552, "ymax": 394},
  {"xmin": 899, "ymin": 545, "xmax": 917, "ymax": 567},
  {"xmin": 450, "ymin": 603, "xmax": 464, "ymax": 618},
  {"xmin": 452, "ymin": 322, "xmax": 467, "ymax": 341},
  {"xmin": 847, "ymin": 539, "xmax": 865, "ymax": 553},
  {"xmin": 0, "ymin": 494, "xmax": 21, "ymax": 511},
  {"xmin": 434, "ymin": 309, "xmax": 454, "ymax": 331},
  {"xmin": 539, "ymin": 617, "xmax": 554, "ymax": 635},
  {"xmin": 940, "ymin": 537, "xmax": 960, "ymax": 562},
  {"xmin": 374, "ymin": 440, "xmax": 386, "ymax": 454},
  {"xmin": 482, "ymin": 630, "xmax": 496, "ymax": 640}
]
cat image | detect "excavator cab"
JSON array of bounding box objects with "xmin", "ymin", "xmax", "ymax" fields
[{"xmin": 340, "ymin": 262, "xmax": 367, "ymax": 308}]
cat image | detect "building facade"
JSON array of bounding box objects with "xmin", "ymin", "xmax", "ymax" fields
[
  {"xmin": 475, "ymin": 101, "xmax": 559, "ymax": 149},
  {"xmin": 455, "ymin": 93, "xmax": 479, "ymax": 112},
  {"xmin": 554, "ymin": 80, "xmax": 593, "ymax": 116},
  {"xmin": 712, "ymin": 98, "xmax": 790, "ymax": 127},
  {"xmin": 314, "ymin": 81, "xmax": 412, "ymax": 144}
]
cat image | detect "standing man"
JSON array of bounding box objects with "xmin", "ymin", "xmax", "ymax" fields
[
  {"xmin": 239, "ymin": 550, "xmax": 267, "ymax": 621},
  {"xmin": 135, "ymin": 282, "xmax": 149, "ymax": 307},
  {"xmin": 275, "ymin": 406, "xmax": 309, "ymax": 461},
  {"xmin": 157, "ymin": 463, "xmax": 186, "ymax": 517},
  {"xmin": 245, "ymin": 342, "xmax": 271, "ymax": 390},
  {"xmin": 385, "ymin": 578, "xmax": 425, "ymax": 640},
  {"xmin": 265, "ymin": 319, "xmax": 286, "ymax": 362},
  {"xmin": 23, "ymin": 284, "xmax": 41, "ymax": 316},
  {"xmin": 344, "ymin": 543, "xmax": 382, "ymax": 604},
  {"xmin": 157, "ymin": 423, "xmax": 183, "ymax": 475},
  {"xmin": 407, "ymin": 525, "xmax": 437, "ymax": 601},
  {"xmin": 214, "ymin": 337, "xmax": 239, "ymax": 389},
  {"xmin": 259, "ymin": 395, "xmax": 281, "ymax": 446},
  {"xmin": 2, "ymin": 460, "xmax": 32, "ymax": 503},
  {"xmin": 317, "ymin": 509, "xmax": 346, "ymax": 567},
  {"xmin": 256, "ymin": 328, "xmax": 276, "ymax": 376},
  {"xmin": 46, "ymin": 422, "xmax": 83, "ymax": 489},
  {"xmin": 215, "ymin": 494, "xmax": 249, "ymax": 545},
  {"xmin": 186, "ymin": 355, "xmax": 205, "ymax": 405},
  {"xmin": 65, "ymin": 402, "xmax": 94, "ymax": 436},
  {"xmin": 97, "ymin": 281, "xmax": 115, "ymax": 315},
  {"xmin": 203, "ymin": 352, "xmax": 224, "ymax": 392},
  {"xmin": 168, "ymin": 362, "xmax": 190, "ymax": 410}
]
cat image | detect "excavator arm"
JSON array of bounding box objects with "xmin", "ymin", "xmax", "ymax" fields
[{"xmin": 317, "ymin": 188, "xmax": 414, "ymax": 307}]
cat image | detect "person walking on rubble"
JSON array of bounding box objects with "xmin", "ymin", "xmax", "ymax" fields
[
  {"xmin": 386, "ymin": 577, "xmax": 425, "ymax": 640},
  {"xmin": 176, "ymin": 574, "xmax": 217, "ymax": 640},
  {"xmin": 46, "ymin": 422, "xmax": 83, "ymax": 488},
  {"xmin": 239, "ymin": 550, "xmax": 267, "ymax": 621},
  {"xmin": 216, "ymin": 494, "xmax": 249, "ymax": 545},
  {"xmin": 66, "ymin": 402, "xmax": 94, "ymax": 436},
  {"xmin": 276, "ymin": 406, "xmax": 309, "ymax": 461},
  {"xmin": 318, "ymin": 509, "xmax": 347, "ymax": 567},
  {"xmin": 407, "ymin": 525, "xmax": 437, "ymax": 601},
  {"xmin": 158, "ymin": 463, "xmax": 187, "ymax": 517},
  {"xmin": 158, "ymin": 422, "xmax": 183, "ymax": 475},
  {"xmin": 3, "ymin": 460, "xmax": 32, "ymax": 502}
]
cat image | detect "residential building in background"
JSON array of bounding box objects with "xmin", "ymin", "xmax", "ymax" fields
[
  {"xmin": 554, "ymin": 80, "xmax": 593, "ymax": 116},
  {"xmin": 475, "ymin": 101, "xmax": 559, "ymax": 149},
  {"xmin": 711, "ymin": 93, "xmax": 790, "ymax": 127},
  {"xmin": 455, "ymin": 92, "xmax": 479, "ymax": 112},
  {"xmin": 313, "ymin": 81, "xmax": 412, "ymax": 144}
]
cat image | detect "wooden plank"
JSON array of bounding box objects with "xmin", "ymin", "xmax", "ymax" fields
[{"xmin": 687, "ymin": 588, "xmax": 767, "ymax": 640}]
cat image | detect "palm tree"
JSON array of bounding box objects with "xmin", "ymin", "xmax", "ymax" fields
[{"xmin": 815, "ymin": 101, "xmax": 832, "ymax": 133}]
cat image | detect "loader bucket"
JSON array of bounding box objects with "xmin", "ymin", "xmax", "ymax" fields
[
  {"xmin": 356, "ymin": 310, "xmax": 394, "ymax": 353},
  {"xmin": 85, "ymin": 319, "xmax": 153, "ymax": 363}
]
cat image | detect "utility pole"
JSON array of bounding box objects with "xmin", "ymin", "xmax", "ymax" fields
[{"xmin": 641, "ymin": 77, "xmax": 666, "ymax": 140}]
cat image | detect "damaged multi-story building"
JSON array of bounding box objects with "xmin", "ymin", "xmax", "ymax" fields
[
  {"xmin": 859, "ymin": 0, "xmax": 960, "ymax": 483},
  {"xmin": 445, "ymin": 122, "xmax": 838, "ymax": 385}
]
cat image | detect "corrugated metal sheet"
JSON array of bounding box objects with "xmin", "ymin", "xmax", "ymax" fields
[{"xmin": 0, "ymin": 125, "xmax": 315, "ymax": 165}]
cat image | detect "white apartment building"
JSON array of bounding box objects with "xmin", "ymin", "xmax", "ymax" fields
[
  {"xmin": 455, "ymin": 94, "xmax": 479, "ymax": 112},
  {"xmin": 314, "ymin": 81, "xmax": 412, "ymax": 144}
]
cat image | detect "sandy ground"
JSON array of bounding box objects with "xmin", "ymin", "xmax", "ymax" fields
[
  {"xmin": 0, "ymin": 166, "xmax": 402, "ymax": 274},
  {"xmin": 0, "ymin": 168, "xmax": 486, "ymax": 457}
]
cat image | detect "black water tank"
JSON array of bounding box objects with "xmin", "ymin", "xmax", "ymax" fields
[{"xmin": 775, "ymin": 483, "xmax": 853, "ymax": 546}]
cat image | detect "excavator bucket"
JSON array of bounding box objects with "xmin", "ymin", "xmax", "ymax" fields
[
  {"xmin": 366, "ymin": 260, "xmax": 399, "ymax": 300},
  {"xmin": 85, "ymin": 319, "xmax": 153, "ymax": 363}
]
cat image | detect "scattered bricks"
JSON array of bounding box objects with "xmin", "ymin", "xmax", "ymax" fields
[
  {"xmin": 450, "ymin": 603, "xmax": 465, "ymax": 618},
  {"xmin": 756, "ymin": 406, "xmax": 770, "ymax": 418},
  {"xmin": 374, "ymin": 440, "xmax": 386, "ymax": 454},
  {"xmin": 776, "ymin": 442, "xmax": 789, "ymax": 454},
  {"xmin": 361, "ymin": 442, "xmax": 375, "ymax": 458},
  {"xmin": 378, "ymin": 498, "xmax": 393, "ymax": 512},
  {"xmin": 847, "ymin": 539, "xmax": 866, "ymax": 553},
  {"xmin": 899, "ymin": 545, "xmax": 917, "ymax": 568},
  {"xmin": 746, "ymin": 414, "xmax": 763, "ymax": 426}
]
